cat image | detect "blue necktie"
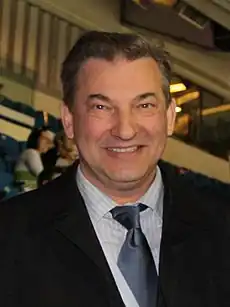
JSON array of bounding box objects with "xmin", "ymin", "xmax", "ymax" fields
[{"xmin": 111, "ymin": 204, "xmax": 158, "ymax": 307}]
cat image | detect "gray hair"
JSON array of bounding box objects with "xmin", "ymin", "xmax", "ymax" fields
[{"xmin": 61, "ymin": 31, "xmax": 172, "ymax": 110}]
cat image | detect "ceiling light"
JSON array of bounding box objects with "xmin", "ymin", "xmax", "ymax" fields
[
  {"xmin": 152, "ymin": 0, "xmax": 178, "ymax": 6},
  {"xmin": 176, "ymin": 91, "xmax": 200, "ymax": 105},
  {"xmin": 170, "ymin": 83, "xmax": 187, "ymax": 93},
  {"xmin": 175, "ymin": 106, "xmax": 182, "ymax": 113}
]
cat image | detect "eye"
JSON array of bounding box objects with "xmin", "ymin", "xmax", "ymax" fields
[
  {"xmin": 93, "ymin": 104, "xmax": 110, "ymax": 110},
  {"xmin": 138, "ymin": 103, "xmax": 156, "ymax": 109}
]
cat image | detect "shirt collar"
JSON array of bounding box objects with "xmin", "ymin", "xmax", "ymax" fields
[
  {"xmin": 77, "ymin": 165, "xmax": 164, "ymax": 224},
  {"xmin": 139, "ymin": 167, "xmax": 163, "ymax": 218}
]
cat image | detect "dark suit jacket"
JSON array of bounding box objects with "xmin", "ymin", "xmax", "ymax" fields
[{"xmin": 0, "ymin": 162, "xmax": 230, "ymax": 307}]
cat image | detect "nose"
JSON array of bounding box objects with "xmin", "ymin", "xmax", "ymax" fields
[{"xmin": 111, "ymin": 111, "xmax": 137, "ymax": 140}]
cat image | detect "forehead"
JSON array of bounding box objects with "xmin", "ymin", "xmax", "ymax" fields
[{"xmin": 77, "ymin": 57, "xmax": 163, "ymax": 95}]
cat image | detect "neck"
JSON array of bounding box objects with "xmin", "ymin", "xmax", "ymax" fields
[{"xmin": 80, "ymin": 164, "xmax": 157, "ymax": 205}]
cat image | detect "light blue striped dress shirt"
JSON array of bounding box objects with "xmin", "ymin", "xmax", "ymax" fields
[{"xmin": 77, "ymin": 166, "xmax": 164, "ymax": 307}]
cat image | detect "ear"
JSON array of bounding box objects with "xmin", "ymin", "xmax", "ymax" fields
[
  {"xmin": 60, "ymin": 103, "xmax": 74, "ymax": 139},
  {"xmin": 166, "ymin": 98, "xmax": 176, "ymax": 136}
]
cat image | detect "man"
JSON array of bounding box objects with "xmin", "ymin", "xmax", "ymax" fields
[{"xmin": 0, "ymin": 31, "xmax": 229, "ymax": 307}]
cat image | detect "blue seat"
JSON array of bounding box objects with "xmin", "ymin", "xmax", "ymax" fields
[
  {"xmin": 0, "ymin": 171, "xmax": 13, "ymax": 190},
  {"xmin": 34, "ymin": 111, "xmax": 45, "ymax": 128},
  {"xmin": 2, "ymin": 185, "xmax": 21, "ymax": 200},
  {"xmin": 0, "ymin": 134, "xmax": 20, "ymax": 173},
  {"xmin": 15, "ymin": 101, "xmax": 36, "ymax": 117},
  {"xmin": 19, "ymin": 141, "xmax": 27, "ymax": 153},
  {"xmin": 4, "ymin": 154, "xmax": 18, "ymax": 173},
  {"xmin": 0, "ymin": 97, "xmax": 15, "ymax": 110},
  {"xmin": 35, "ymin": 111, "xmax": 60, "ymax": 132},
  {"xmin": 57, "ymin": 119, "xmax": 63, "ymax": 131},
  {"xmin": 0, "ymin": 157, "xmax": 7, "ymax": 172},
  {"xmin": 0, "ymin": 134, "xmax": 20, "ymax": 160},
  {"xmin": 0, "ymin": 97, "xmax": 36, "ymax": 118},
  {"xmin": 8, "ymin": 101, "xmax": 22, "ymax": 113},
  {"xmin": 48, "ymin": 114, "xmax": 58, "ymax": 132}
]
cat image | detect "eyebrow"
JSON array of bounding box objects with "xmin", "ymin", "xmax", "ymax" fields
[
  {"xmin": 87, "ymin": 93, "xmax": 111, "ymax": 102},
  {"xmin": 87, "ymin": 92, "xmax": 156, "ymax": 103},
  {"xmin": 135, "ymin": 92, "xmax": 156, "ymax": 101}
]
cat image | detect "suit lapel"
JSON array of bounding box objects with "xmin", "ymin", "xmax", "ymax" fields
[
  {"xmin": 52, "ymin": 164, "xmax": 125, "ymax": 307},
  {"xmin": 158, "ymin": 163, "xmax": 219, "ymax": 307},
  {"xmin": 158, "ymin": 163, "xmax": 179, "ymax": 307},
  {"xmin": 158, "ymin": 171, "xmax": 190, "ymax": 306}
]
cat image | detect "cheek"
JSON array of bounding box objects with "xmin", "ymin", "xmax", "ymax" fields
[
  {"xmin": 74, "ymin": 116, "xmax": 110, "ymax": 144},
  {"xmin": 142, "ymin": 114, "xmax": 167, "ymax": 138}
]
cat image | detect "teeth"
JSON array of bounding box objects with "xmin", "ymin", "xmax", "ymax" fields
[{"xmin": 108, "ymin": 146, "xmax": 138, "ymax": 153}]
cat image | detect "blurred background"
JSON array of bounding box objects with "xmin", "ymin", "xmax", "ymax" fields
[{"xmin": 0, "ymin": 0, "xmax": 230, "ymax": 200}]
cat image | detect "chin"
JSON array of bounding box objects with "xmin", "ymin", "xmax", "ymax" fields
[{"xmin": 106, "ymin": 169, "xmax": 149, "ymax": 184}]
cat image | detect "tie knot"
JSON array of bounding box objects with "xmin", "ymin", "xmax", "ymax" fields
[{"xmin": 111, "ymin": 204, "xmax": 147, "ymax": 230}]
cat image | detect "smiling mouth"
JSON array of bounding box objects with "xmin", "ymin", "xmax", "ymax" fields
[{"xmin": 106, "ymin": 146, "xmax": 141, "ymax": 153}]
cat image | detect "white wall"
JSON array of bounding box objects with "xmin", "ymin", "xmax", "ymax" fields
[
  {"xmin": 163, "ymin": 138, "xmax": 229, "ymax": 183},
  {"xmin": 0, "ymin": 119, "xmax": 31, "ymax": 141},
  {"xmin": 0, "ymin": 76, "xmax": 33, "ymax": 106},
  {"xmin": 0, "ymin": 76, "xmax": 61, "ymax": 118},
  {"xmin": 33, "ymin": 91, "xmax": 61, "ymax": 118},
  {"xmin": 0, "ymin": 105, "xmax": 34, "ymax": 127}
]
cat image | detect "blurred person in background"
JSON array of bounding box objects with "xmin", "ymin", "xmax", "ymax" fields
[
  {"xmin": 14, "ymin": 126, "xmax": 54, "ymax": 191},
  {"xmin": 42, "ymin": 130, "xmax": 78, "ymax": 177},
  {"xmin": 55, "ymin": 130, "xmax": 78, "ymax": 171}
]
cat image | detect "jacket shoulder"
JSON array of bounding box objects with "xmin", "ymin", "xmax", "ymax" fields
[
  {"xmin": 0, "ymin": 174, "xmax": 64, "ymax": 236},
  {"xmin": 160, "ymin": 161, "xmax": 230, "ymax": 202}
]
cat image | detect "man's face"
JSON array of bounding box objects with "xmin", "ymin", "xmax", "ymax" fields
[{"xmin": 62, "ymin": 57, "xmax": 175, "ymax": 190}]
